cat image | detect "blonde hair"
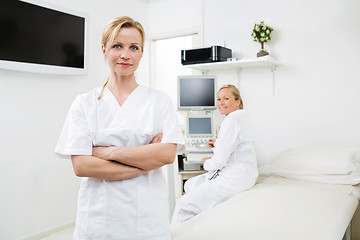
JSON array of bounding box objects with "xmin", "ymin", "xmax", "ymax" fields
[
  {"xmin": 102, "ymin": 16, "xmax": 145, "ymax": 53},
  {"xmin": 98, "ymin": 16, "xmax": 145, "ymax": 100},
  {"xmin": 218, "ymin": 84, "xmax": 244, "ymax": 109}
]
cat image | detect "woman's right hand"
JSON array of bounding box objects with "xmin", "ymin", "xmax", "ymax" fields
[{"xmin": 208, "ymin": 138, "xmax": 216, "ymax": 148}]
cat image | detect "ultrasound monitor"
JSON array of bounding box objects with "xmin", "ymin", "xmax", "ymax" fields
[
  {"xmin": 178, "ymin": 75, "xmax": 217, "ymax": 111},
  {"xmin": 186, "ymin": 115, "xmax": 215, "ymax": 138}
]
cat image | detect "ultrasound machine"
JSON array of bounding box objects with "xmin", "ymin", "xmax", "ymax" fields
[
  {"xmin": 177, "ymin": 75, "xmax": 217, "ymax": 171},
  {"xmin": 182, "ymin": 115, "xmax": 215, "ymax": 170}
]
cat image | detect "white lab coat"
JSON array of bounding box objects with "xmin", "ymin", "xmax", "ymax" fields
[
  {"xmin": 171, "ymin": 110, "xmax": 258, "ymax": 229},
  {"xmin": 55, "ymin": 85, "xmax": 184, "ymax": 240}
]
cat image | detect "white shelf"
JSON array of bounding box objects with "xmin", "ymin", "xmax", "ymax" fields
[{"xmin": 183, "ymin": 55, "xmax": 277, "ymax": 71}]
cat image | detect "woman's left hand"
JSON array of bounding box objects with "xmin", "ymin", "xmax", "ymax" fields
[
  {"xmin": 151, "ymin": 132, "xmax": 163, "ymax": 144},
  {"xmin": 201, "ymin": 156, "xmax": 211, "ymax": 163},
  {"xmin": 207, "ymin": 138, "xmax": 216, "ymax": 148}
]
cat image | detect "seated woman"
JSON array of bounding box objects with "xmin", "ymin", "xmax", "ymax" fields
[{"xmin": 171, "ymin": 84, "xmax": 258, "ymax": 229}]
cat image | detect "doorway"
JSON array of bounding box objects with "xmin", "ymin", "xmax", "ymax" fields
[{"xmin": 150, "ymin": 33, "xmax": 198, "ymax": 216}]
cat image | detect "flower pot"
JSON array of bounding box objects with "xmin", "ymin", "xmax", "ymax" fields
[{"xmin": 257, "ymin": 51, "xmax": 269, "ymax": 57}]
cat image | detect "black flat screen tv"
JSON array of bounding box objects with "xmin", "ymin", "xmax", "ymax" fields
[{"xmin": 0, "ymin": 0, "xmax": 87, "ymax": 75}]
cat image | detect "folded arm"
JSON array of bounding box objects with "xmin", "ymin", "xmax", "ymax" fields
[
  {"xmin": 71, "ymin": 155, "xmax": 148, "ymax": 181},
  {"xmin": 70, "ymin": 132, "xmax": 169, "ymax": 180},
  {"xmin": 93, "ymin": 143, "xmax": 177, "ymax": 171}
]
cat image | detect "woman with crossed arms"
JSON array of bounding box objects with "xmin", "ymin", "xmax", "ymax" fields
[{"xmin": 55, "ymin": 16, "xmax": 184, "ymax": 240}]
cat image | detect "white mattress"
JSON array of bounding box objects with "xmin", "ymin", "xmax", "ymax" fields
[{"xmin": 172, "ymin": 176, "xmax": 360, "ymax": 240}]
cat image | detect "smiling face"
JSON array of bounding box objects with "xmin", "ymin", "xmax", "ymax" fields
[
  {"xmin": 102, "ymin": 27, "xmax": 143, "ymax": 77},
  {"xmin": 217, "ymin": 87, "xmax": 241, "ymax": 115}
]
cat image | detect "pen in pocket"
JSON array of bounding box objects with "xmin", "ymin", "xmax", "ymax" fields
[{"xmin": 208, "ymin": 169, "xmax": 220, "ymax": 180}]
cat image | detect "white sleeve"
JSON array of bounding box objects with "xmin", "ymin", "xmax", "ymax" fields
[
  {"xmin": 203, "ymin": 115, "xmax": 241, "ymax": 171},
  {"xmin": 55, "ymin": 96, "xmax": 93, "ymax": 159},
  {"xmin": 155, "ymin": 93, "xmax": 185, "ymax": 153}
]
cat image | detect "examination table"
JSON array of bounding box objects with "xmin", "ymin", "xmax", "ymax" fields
[{"xmin": 172, "ymin": 147, "xmax": 360, "ymax": 240}]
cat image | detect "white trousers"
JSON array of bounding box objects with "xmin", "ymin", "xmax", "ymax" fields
[{"xmin": 171, "ymin": 172, "xmax": 240, "ymax": 229}]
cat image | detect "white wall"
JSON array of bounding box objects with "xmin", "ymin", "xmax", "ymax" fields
[
  {"xmin": 0, "ymin": 0, "xmax": 149, "ymax": 239},
  {"xmin": 149, "ymin": 0, "xmax": 360, "ymax": 165}
]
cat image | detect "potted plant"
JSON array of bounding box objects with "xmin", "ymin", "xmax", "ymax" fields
[{"xmin": 251, "ymin": 21, "xmax": 274, "ymax": 57}]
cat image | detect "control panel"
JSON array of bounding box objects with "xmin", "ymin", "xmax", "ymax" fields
[
  {"xmin": 185, "ymin": 137, "xmax": 212, "ymax": 152},
  {"xmin": 184, "ymin": 137, "xmax": 213, "ymax": 164}
]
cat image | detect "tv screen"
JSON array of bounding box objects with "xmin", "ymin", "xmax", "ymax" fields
[
  {"xmin": 187, "ymin": 116, "xmax": 214, "ymax": 137},
  {"xmin": 0, "ymin": 0, "xmax": 86, "ymax": 75},
  {"xmin": 177, "ymin": 75, "xmax": 217, "ymax": 110}
]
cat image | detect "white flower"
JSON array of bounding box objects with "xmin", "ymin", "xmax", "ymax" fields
[{"xmin": 252, "ymin": 21, "xmax": 273, "ymax": 43}]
